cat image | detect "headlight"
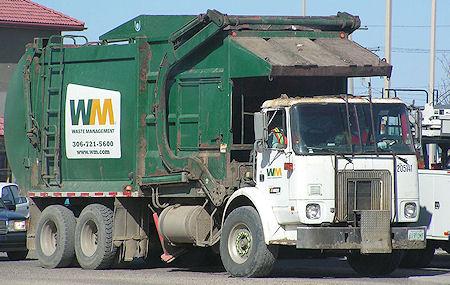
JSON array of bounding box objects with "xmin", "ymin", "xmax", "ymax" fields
[
  {"xmin": 7, "ymin": 220, "xmax": 27, "ymax": 232},
  {"xmin": 404, "ymin": 202, "xmax": 417, "ymax": 219},
  {"xmin": 306, "ymin": 203, "xmax": 321, "ymax": 220}
]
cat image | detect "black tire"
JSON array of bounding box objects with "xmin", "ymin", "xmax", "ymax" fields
[
  {"xmin": 400, "ymin": 245, "xmax": 435, "ymax": 268},
  {"xmin": 6, "ymin": 250, "xmax": 28, "ymax": 261},
  {"xmin": 347, "ymin": 250, "xmax": 403, "ymax": 277},
  {"xmin": 75, "ymin": 204, "xmax": 116, "ymax": 269},
  {"xmin": 220, "ymin": 206, "xmax": 277, "ymax": 277},
  {"xmin": 441, "ymin": 242, "xmax": 450, "ymax": 254},
  {"xmin": 35, "ymin": 205, "xmax": 76, "ymax": 268}
]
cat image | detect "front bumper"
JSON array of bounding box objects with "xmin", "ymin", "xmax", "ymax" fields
[
  {"xmin": 0, "ymin": 232, "xmax": 27, "ymax": 252},
  {"xmin": 297, "ymin": 226, "xmax": 426, "ymax": 252}
]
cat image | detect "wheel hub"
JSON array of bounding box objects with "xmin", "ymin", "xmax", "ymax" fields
[
  {"xmin": 228, "ymin": 223, "xmax": 253, "ymax": 264},
  {"xmin": 236, "ymin": 231, "xmax": 252, "ymax": 256},
  {"xmin": 40, "ymin": 220, "xmax": 58, "ymax": 256},
  {"xmin": 80, "ymin": 220, "xmax": 99, "ymax": 257}
]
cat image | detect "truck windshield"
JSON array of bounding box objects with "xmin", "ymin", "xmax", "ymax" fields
[{"xmin": 290, "ymin": 103, "xmax": 414, "ymax": 155}]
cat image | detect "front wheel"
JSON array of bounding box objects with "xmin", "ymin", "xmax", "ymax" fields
[
  {"xmin": 220, "ymin": 206, "xmax": 277, "ymax": 277},
  {"xmin": 347, "ymin": 250, "xmax": 403, "ymax": 277}
]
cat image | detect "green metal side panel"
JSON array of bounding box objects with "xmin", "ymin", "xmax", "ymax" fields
[
  {"xmin": 100, "ymin": 15, "xmax": 196, "ymax": 42},
  {"xmin": 60, "ymin": 44, "xmax": 137, "ymax": 182},
  {"xmin": 228, "ymin": 37, "xmax": 272, "ymax": 78},
  {"xmin": 198, "ymin": 82, "xmax": 228, "ymax": 179},
  {"xmin": 4, "ymin": 55, "xmax": 29, "ymax": 190}
]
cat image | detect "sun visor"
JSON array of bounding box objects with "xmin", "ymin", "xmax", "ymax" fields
[{"xmin": 229, "ymin": 37, "xmax": 392, "ymax": 78}]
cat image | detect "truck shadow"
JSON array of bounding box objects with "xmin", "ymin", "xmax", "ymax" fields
[
  {"xmin": 169, "ymin": 256, "xmax": 450, "ymax": 279},
  {"xmin": 0, "ymin": 256, "xmax": 37, "ymax": 262},
  {"xmin": 270, "ymin": 257, "xmax": 450, "ymax": 278}
]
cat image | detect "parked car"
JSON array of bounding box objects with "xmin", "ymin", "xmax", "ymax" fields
[
  {"xmin": 0, "ymin": 183, "xmax": 29, "ymax": 218},
  {"xmin": 0, "ymin": 198, "xmax": 28, "ymax": 260}
]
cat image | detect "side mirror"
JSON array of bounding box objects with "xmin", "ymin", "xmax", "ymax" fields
[
  {"xmin": 254, "ymin": 112, "xmax": 267, "ymax": 152},
  {"xmin": 3, "ymin": 200, "xmax": 16, "ymax": 211}
]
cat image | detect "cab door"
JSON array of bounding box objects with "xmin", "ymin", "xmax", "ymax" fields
[{"xmin": 256, "ymin": 109, "xmax": 294, "ymax": 223}]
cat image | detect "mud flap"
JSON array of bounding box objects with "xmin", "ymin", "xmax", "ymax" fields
[{"xmin": 360, "ymin": 210, "xmax": 392, "ymax": 254}]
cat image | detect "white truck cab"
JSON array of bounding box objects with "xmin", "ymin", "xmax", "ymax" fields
[{"xmin": 224, "ymin": 95, "xmax": 426, "ymax": 276}]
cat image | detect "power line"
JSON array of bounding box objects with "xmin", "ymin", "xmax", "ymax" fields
[
  {"xmin": 363, "ymin": 24, "xmax": 450, "ymax": 28},
  {"xmin": 367, "ymin": 46, "xmax": 450, "ymax": 54}
]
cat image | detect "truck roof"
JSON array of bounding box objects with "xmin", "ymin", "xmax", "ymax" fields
[{"xmin": 262, "ymin": 95, "xmax": 405, "ymax": 108}]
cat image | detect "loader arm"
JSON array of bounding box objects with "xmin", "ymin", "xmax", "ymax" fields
[{"xmin": 153, "ymin": 10, "xmax": 230, "ymax": 206}]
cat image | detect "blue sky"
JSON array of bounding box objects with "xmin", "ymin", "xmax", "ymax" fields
[{"xmin": 36, "ymin": 0, "xmax": 450, "ymax": 105}]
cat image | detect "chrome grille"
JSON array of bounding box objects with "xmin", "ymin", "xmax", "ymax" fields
[
  {"xmin": 0, "ymin": 220, "xmax": 6, "ymax": 234},
  {"xmin": 336, "ymin": 170, "xmax": 391, "ymax": 222}
]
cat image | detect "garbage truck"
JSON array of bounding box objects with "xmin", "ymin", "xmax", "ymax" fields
[{"xmin": 5, "ymin": 10, "xmax": 426, "ymax": 277}]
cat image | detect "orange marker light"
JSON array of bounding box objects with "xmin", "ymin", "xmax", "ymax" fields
[
  {"xmin": 284, "ymin": 162, "xmax": 294, "ymax": 171},
  {"xmin": 444, "ymin": 231, "xmax": 449, "ymax": 236}
]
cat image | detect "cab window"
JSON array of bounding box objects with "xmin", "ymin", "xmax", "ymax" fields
[{"xmin": 266, "ymin": 109, "xmax": 287, "ymax": 149}]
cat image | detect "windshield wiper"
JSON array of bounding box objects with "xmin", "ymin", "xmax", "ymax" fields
[
  {"xmin": 391, "ymin": 152, "xmax": 408, "ymax": 164},
  {"xmin": 307, "ymin": 146, "xmax": 353, "ymax": 163},
  {"xmin": 365, "ymin": 145, "xmax": 409, "ymax": 164}
]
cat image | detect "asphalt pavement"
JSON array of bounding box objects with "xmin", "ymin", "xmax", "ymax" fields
[{"xmin": 1, "ymin": 251, "xmax": 450, "ymax": 285}]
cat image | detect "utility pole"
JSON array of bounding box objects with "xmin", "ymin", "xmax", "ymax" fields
[
  {"xmin": 383, "ymin": 0, "xmax": 392, "ymax": 98},
  {"xmin": 429, "ymin": 0, "xmax": 437, "ymax": 104},
  {"xmin": 302, "ymin": 0, "xmax": 306, "ymax": 16},
  {"xmin": 429, "ymin": 0, "xmax": 437, "ymax": 165}
]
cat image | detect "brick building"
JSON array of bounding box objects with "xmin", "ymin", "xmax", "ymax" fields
[{"xmin": 0, "ymin": 0, "xmax": 84, "ymax": 180}]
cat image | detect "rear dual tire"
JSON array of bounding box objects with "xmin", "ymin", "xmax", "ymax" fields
[
  {"xmin": 36, "ymin": 203, "xmax": 116, "ymax": 270},
  {"xmin": 75, "ymin": 204, "xmax": 117, "ymax": 269},
  {"xmin": 36, "ymin": 205, "xmax": 76, "ymax": 268}
]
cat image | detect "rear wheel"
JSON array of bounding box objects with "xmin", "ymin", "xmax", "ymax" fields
[
  {"xmin": 35, "ymin": 205, "xmax": 76, "ymax": 268},
  {"xmin": 75, "ymin": 204, "xmax": 116, "ymax": 269},
  {"xmin": 347, "ymin": 250, "xmax": 403, "ymax": 277},
  {"xmin": 400, "ymin": 243, "xmax": 435, "ymax": 268},
  {"xmin": 220, "ymin": 206, "xmax": 277, "ymax": 277},
  {"xmin": 6, "ymin": 250, "xmax": 28, "ymax": 261}
]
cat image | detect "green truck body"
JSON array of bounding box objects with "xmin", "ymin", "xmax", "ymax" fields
[
  {"xmin": 6, "ymin": 10, "xmax": 417, "ymax": 277},
  {"xmin": 6, "ymin": 11, "xmax": 388, "ymax": 198}
]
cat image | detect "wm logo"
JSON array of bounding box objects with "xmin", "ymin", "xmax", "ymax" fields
[
  {"xmin": 266, "ymin": 168, "xmax": 282, "ymax": 177},
  {"xmin": 70, "ymin": 99, "xmax": 115, "ymax": 126}
]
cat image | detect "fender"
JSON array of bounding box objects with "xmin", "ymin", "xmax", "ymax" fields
[{"xmin": 222, "ymin": 187, "xmax": 283, "ymax": 244}]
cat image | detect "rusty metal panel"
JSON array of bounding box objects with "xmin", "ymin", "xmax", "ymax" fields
[
  {"xmin": 231, "ymin": 37, "xmax": 391, "ymax": 78},
  {"xmin": 335, "ymin": 170, "xmax": 392, "ymax": 222}
]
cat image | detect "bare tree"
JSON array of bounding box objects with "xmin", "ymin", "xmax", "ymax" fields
[{"xmin": 437, "ymin": 54, "xmax": 450, "ymax": 104}]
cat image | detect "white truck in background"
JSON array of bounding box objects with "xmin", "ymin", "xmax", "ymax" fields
[{"xmin": 401, "ymin": 94, "xmax": 450, "ymax": 268}]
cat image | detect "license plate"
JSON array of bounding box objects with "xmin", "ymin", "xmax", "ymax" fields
[{"xmin": 408, "ymin": 229, "xmax": 425, "ymax": 241}]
